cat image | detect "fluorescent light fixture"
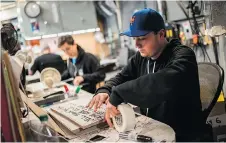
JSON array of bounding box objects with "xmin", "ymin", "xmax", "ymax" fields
[
  {"xmin": 86, "ymin": 28, "xmax": 96, "ymax": 33},
  {"xmin": 42, "ymin": 34, "xmax": 57, "ymax": 39},
  {"xmin": 24, "ymin": 36, "xmax": 41, "ymax": 40},
  {"xmin": 24, "ymin": 28, "xmax": 101, "ymax": 40},
  {"xmin": 73, "ymin": 30, "xmax": 86, "ymax": 35},
  {"xmin": 58, "ymin": 32, "xmax": 72, "ymax": 36},
  {"xmin": 72, "ymin": 28, "xmax": 99, "ymax": 35}
]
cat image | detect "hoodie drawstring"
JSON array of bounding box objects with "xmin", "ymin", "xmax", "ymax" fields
[{"xmin": 146, "ymin": 60, "xmax": 156, "ymax": 116}]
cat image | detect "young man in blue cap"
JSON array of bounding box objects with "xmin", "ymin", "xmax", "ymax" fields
[{"xmin": 87, "ymin": 8, "xmax": 211, "ymax": 141}]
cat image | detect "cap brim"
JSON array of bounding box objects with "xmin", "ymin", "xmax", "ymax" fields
[{"xmin": 120, "ymin": 30, "xmax": 150, "ymax": 37}]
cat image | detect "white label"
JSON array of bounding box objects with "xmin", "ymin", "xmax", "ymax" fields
[
  {"xmin": 207, "ymin": 114, "xmax": 226, "ymax": 127},
  {"xmin": 78, "ymin": 69, "xmax": 84, "ymax": 76}
]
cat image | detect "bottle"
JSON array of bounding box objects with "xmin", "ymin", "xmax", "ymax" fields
[
  {"xmin": 74, "ymin": 85, "xmax": 81, "ymax": 96},
  {"xmin": 69, "ymin": 85, "xmax": 81, "ymax": 97},
  {"xmin": 36, "ymin": 115, "xmax": 59, "ymax": 142},
  {"xmin": 63, "ymin": 84, "xmax": 81, "ymax": 98},
  {"xmin": 63, "ymin": 85, "xmax": 70, "ymax": 99}
]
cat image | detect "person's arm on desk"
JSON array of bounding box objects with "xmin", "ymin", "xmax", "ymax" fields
[
  {"xmin": 81, "ymin": 54, "xmax": 106, "ymax": 84},
  {"xmin": 30, "ymin": 58, "xmax": 39, "ymax": 75},
  {"xmin": 61, "ymin": 68, "xmax": 70, "ymax": 80},
  {"xmin": 87, "ymin": 54, "xmax": 138, "ymax": 111},
  {"xmin": 96, "ymin": 55, "xmax": 138, "ymax": 96},
  {"xmin": 109, "ymin": 48, "xmax": 197, "ymax": 109},
  {"xmin": 105, "ymin": 48, "xmax": 198, "ymax": 127},
  {"xmin": 73, "ymin": 76, "xmax": 84, "ymax": 85}
]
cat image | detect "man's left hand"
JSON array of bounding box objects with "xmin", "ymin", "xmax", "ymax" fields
[
  {"xmin": 105, "ymin": 102, "xmax": 120, "ymax": 128},
  {"xmin": 73, "ymin": 76, "xmax": 84, "ymax": 85}
]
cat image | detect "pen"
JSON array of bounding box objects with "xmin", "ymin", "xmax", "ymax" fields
[
  {"xmin": 136, "ymin": 135, "xmax": 153, "ymax": 142},
  {"xmin": 119, "ymin": 132, "xmax": 153, "ymax": 142}
]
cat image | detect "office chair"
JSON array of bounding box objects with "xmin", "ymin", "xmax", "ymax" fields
[{"xmin": 198, "ymin": 62, "xmax": 224, "ymax": 120}]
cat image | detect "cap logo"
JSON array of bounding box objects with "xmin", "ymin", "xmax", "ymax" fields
[{"xmin": 130, "ymin": 16, "xmax": 135, "ymax": 25}]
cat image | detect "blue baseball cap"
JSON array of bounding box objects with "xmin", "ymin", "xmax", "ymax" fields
[{"xmin": 120, "ymin": 8, "xmax": 165, "ymax": 37}]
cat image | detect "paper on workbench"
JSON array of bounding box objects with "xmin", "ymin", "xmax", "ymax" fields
[
  {"xmin": 69, "ymin": 116, "xmax": 175, "ymax": 142},
  {"xmin": 48, "ymin": 112, "xmax": 78, "ymax": 140},
  {"xmin": 50, "ymin": 102, "xmax": 105, "ymax": 129},
  {"xmin": 26, "ymin": 71, "xmax": 40, "ymax": 82},
  {"xmin": 48, "ymin": 109, "xmax": 80, "ymax": 133},
  {"xmin": 26, "ymin": 81, "xmax": 66, "ymax": 93}
]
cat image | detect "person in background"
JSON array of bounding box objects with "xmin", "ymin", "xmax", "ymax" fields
[
  {"xmin": 58, "ymin": 35, "xmax": 105, "ymax": 94},
  {"xmin": 30, "ymin": 46, "xmax": 66, "ymax": 74},
  {"xmin": 87, "ymin": 8, "xmax": 212, "ymax": 141}
]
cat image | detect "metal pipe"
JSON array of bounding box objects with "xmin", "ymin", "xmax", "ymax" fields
[{"xmin": 218, "ymin": 35, "xmax": 226, "ymax": 95}]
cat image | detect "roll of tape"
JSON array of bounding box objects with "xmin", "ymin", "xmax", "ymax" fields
[{"xmin": 112, "ymin": 104, "xmax": 136, "ymax": 132}]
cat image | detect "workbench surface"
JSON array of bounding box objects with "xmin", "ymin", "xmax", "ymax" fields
[{"xmin": 24, "ymin": 82, "xmax": 175, "ymax": 142}]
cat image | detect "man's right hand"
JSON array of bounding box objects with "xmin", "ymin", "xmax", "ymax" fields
[{"xmin": 86, "ymin": 93, "xmax": 109, "ymax": 112}]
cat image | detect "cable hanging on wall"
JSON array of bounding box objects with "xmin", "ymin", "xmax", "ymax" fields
[{"xmin": 177, "ymin": 0, "xmax": 212, "ymax": 63}]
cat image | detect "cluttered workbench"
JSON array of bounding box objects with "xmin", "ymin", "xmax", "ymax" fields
[{"xmin": 22, "ymin": 72, "xmax": 176, "ymax": 142}]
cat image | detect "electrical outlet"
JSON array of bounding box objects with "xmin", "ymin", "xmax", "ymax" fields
[{"xmin": 180, "ymin": 21, "xmax": 193, "ymax": 40}]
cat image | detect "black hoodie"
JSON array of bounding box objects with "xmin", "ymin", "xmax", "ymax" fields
[
  {"xmin": 62, "ymin": 45, "xmax": 105, "ymax": 93},
  {"xmin": 96, "ymin": 39, "xmax": 207, "ymax": 141}
]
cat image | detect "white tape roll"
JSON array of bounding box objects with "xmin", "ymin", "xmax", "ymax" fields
[{"xmin": 112, "ymin": 104, "xmax": 136, "ymax": 132}]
